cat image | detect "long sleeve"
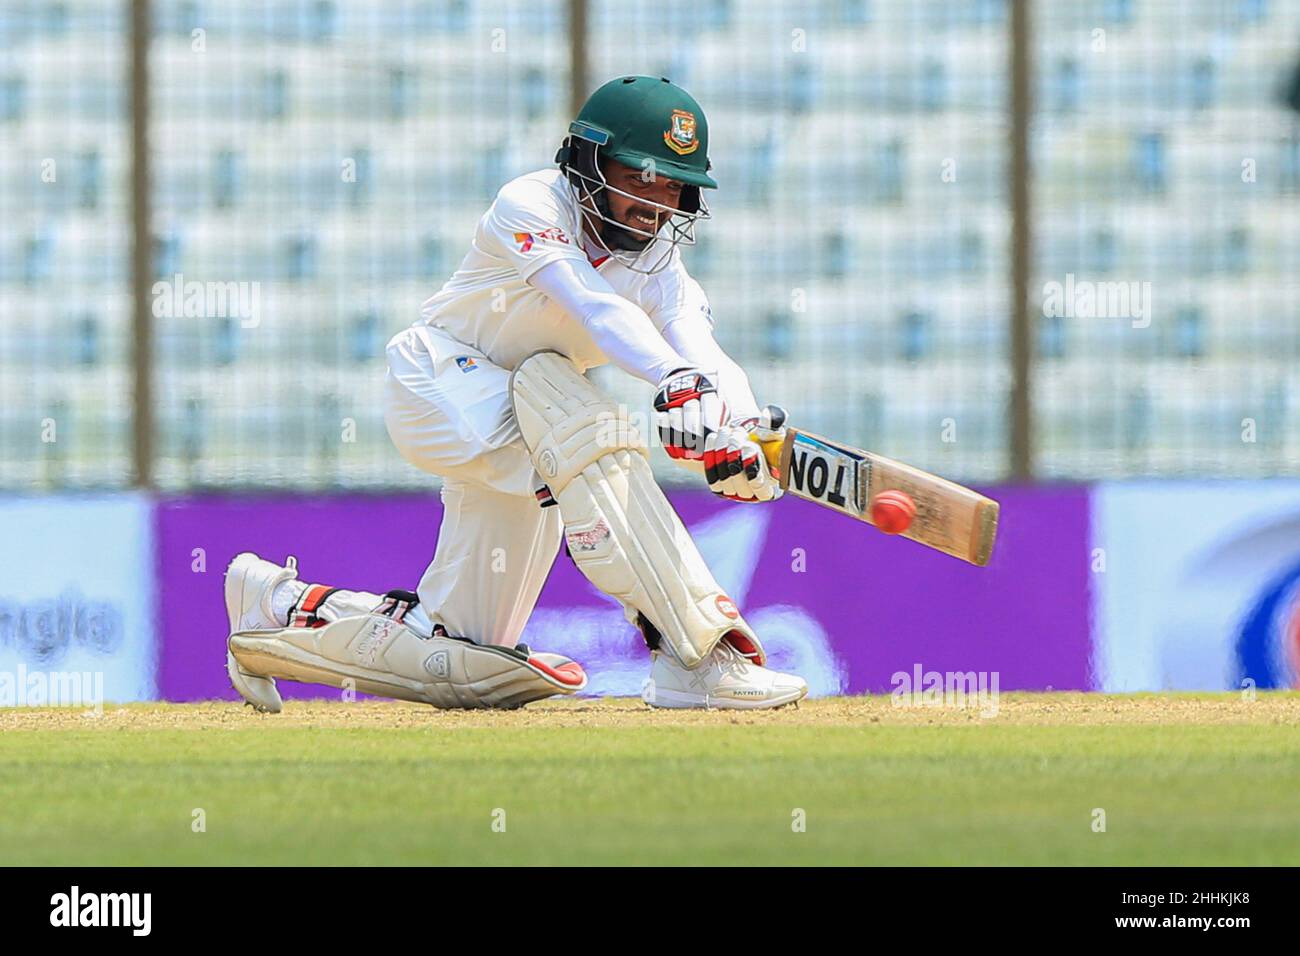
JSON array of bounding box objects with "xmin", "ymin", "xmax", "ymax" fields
[
  {"xmin": 653, "ymin": 273, "xmax": 761, "ymax": 422},
  {"xmin": 528, "ymin": 258, "xmax": 690, "ymax": 385}
]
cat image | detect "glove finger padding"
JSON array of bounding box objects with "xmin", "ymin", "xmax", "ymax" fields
[
  {"xmin": 705, "ymin": 427, "xmax": 782, "ymax": 502},
  {"xmin": 653, "ymin": 368, "xmax": 726, "ymax": 460},
  {"xmin": 659, "ymin": 406, "xmax": 688, "ymax": 460}
]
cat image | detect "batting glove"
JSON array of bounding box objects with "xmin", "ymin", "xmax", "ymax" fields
[
  {"xmin": 704, "ymin": 405, "xmax": 788, "ymax": 503},
  {"xmin": 652, "ymin": 367, "xmax": 727, "ymax": 462}
]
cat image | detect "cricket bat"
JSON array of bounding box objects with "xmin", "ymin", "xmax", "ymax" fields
[{"xmin": 754, "ymin": 428, "xmax": 1000, "ymax": 567}]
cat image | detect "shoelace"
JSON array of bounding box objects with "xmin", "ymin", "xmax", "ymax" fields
[{"xmin": 710, "ymin": 640, "xmax": 752, "ymax": 679}]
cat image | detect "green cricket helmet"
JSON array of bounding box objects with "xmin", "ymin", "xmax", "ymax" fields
[{"xmin": 556, "ymin": 75, "xmax": 716, "ymax": 274}]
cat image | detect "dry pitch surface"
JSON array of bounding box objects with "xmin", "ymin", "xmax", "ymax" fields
[{"xmin": 1, "ymin": 693, "xmax": 1298, "ymax": 865}]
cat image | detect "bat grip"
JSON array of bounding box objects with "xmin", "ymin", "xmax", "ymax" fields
[{"xmin": 750, "ymin": 433, "xmax": 786, "ymax": 475}]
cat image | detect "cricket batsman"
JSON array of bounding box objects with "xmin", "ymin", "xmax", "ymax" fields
[{"xmin": 224, "ymin": 75, "xmax": 810, "ymax": 711}]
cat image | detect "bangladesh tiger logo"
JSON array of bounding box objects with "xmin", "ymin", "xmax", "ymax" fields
[{"xmin": 664, "ymin": 109, "xmax": 699, "ymax": 155}]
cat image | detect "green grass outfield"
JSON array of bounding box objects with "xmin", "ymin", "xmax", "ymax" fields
[{"xmin": 1, "ymin": 693, "xmax": 1298, "ymax": 865}]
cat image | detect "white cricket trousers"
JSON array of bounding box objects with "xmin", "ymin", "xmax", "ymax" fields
[{"xmin": 361, "ymin": 324, "xmax": 563, "ymax": 647}]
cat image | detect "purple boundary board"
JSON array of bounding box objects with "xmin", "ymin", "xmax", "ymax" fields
[{"xmin": 155, "ymin": 486, "xmax": 1091, "ymax": 701}]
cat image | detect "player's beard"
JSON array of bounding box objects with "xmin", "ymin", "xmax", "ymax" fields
[{"xmin": 600, "ymin": 206, "xmax": 662, "ymax": 253}]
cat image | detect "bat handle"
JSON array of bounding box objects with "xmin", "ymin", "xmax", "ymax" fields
[{"xmin": 750, "ymin": 433, "xmax": 786, "ymax": 476}]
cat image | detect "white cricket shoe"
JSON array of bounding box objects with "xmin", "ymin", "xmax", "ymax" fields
[
  {"xmin": 224, "ymin": 552, "xmax": 300, "ymax": 713},
  {"xmin": 642, "ymin": 638, "xmax": 809, "ymax": 710}
]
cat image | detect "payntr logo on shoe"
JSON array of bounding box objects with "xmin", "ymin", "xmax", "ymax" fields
[{"xmin": 50, "ymin": 886, "xmax": 151, "ymax": 936}]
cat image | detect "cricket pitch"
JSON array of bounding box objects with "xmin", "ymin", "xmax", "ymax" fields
[{"xmin": 1, "ymin": 693, "xmax": 1297, "ymax": 865}]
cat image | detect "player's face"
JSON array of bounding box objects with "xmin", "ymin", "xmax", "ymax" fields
[{"xmin": 599, "ymin": 158, "xmax": 685, "ymax": 236}]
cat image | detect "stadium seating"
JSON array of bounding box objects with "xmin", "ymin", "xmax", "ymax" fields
[{"xmin": 2, "ymin": 0, "xmax": 1297, "ymax": 488}]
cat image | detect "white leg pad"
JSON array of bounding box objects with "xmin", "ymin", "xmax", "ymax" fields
[
  {"xmin": 227, "ymin": 614, "xmax": 587, "ymax": 710},
  {"xmin": 510, "ymin": 350, "xmax": 765, "ymax": 669}
]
